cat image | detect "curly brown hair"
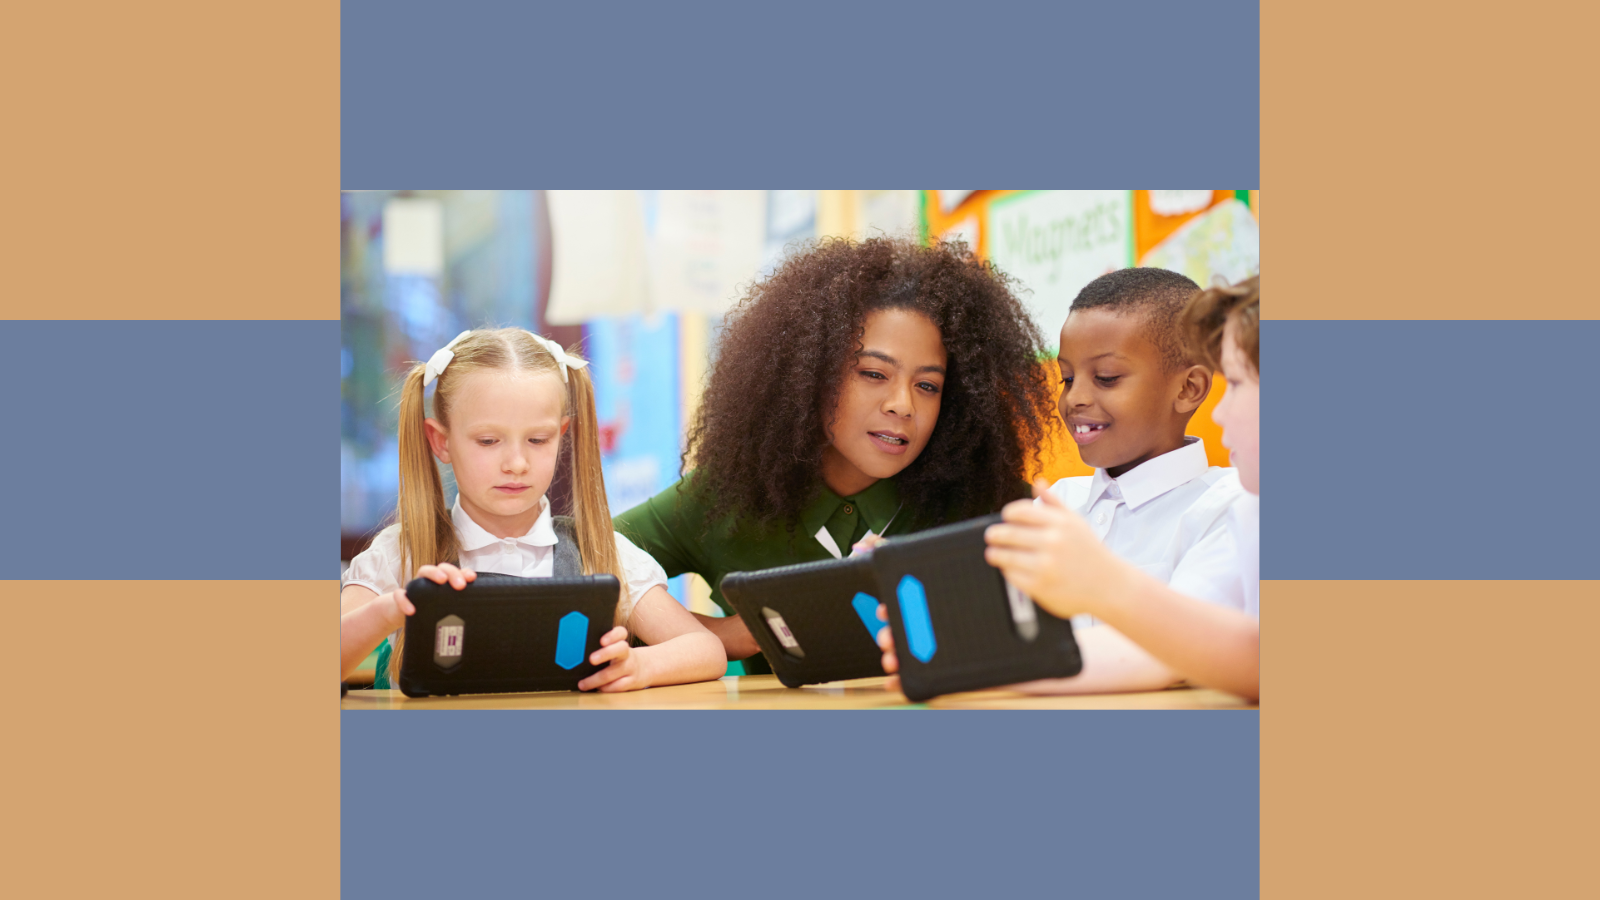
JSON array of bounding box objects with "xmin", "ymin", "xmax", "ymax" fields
[{"xmin": 684, "ymin": 235, "xmax": 1058, "ymax": 531}]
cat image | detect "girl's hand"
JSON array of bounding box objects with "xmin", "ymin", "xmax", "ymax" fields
[
  {"xmin": 414, "ymin": 562, "xmax": 477, "ymax": 591},
  {"xmin": 368, "ymin": 589, "xmax": 418, "ymax": 633},
  {"xmin": 577, "ymin": 626, "xmax": 650, "ymax": 692},
  {"xmin": 983, "ymin": 480, "xmax": 1137, "ymax": 620},
  {"xmin": 875, "ymin": 604, "xmax": 901, "ymax": 694}
]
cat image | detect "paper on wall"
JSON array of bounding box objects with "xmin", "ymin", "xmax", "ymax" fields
[
  {"xmin": 649, "ymin": 190, "xmax": 767, "ymax": 315},
  {"xmin": 545, "ymin": 190, "xmax": 650, "ymax": 324},
  {"xmin": 382, "ymin": 198, "xmax": 444, "ymax": 276}
]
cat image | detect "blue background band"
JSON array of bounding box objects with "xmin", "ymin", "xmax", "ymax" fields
[
  {"xmin": 343, "ymin": 711, "xmax": 1259, "ymax": 898},
  {"xmin": 1264, "ymin": 320, "xmax": 1599, "ymax": 580},
  {"xmin": 341, "ymin": 0, "xmax": 1260, "ymax": 188},
  {"xmin": 0, "ymin": 320, "xmax": 337, "ymax": 579}
]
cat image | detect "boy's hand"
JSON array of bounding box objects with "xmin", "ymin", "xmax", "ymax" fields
[
  {"xmin": 875, "ymin": 604, "xmax": 901, "ymax": 693},
  {"xmin": 415, "ymin": 562, "xmax": 477, "ymax": 590},
  {"xmin": 983, "ymin": 479, "xmax": 1135, "ymax": 620},
  {"xmin": 578, "ymin": 626, "xmax": 650, "ymax": 692},
  {"xmin": 368, "ymin": 589, "xmax": 417, "ymax": 632}
]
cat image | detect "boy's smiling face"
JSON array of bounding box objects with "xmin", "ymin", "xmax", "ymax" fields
[{"xmin": 1057, "ymin": 307, "xmax": 1208, "ymax": 478}]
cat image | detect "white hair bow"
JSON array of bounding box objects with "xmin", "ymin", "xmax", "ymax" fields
[
  {"xmin": 423, "ymin": 330, "xmax": 472, "ymax": 386},
  {"xmin": 528, "ymin": 332, "xmax": 588, "ymax": 383}
]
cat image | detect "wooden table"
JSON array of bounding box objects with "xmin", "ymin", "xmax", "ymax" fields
[{"xmin": 340, "ymin": 674, "xmax": 1256, "ymax": 710}]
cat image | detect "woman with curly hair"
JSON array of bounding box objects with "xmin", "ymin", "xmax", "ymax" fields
[{"xmin": 614, "ymin": 236, "xmax": 1058, "ymax": 672}]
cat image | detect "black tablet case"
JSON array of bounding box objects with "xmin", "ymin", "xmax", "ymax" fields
[
  {"xmin": 873, "ymin": 514, "xmax": 1082, "ymax": 703},
  {"xmin": 721, "ymin": 554, "xmax": 887, "ymax": 688},
  {"xmin": 398, "ymin": 573, "xmax": 620, "ymax": 697}
]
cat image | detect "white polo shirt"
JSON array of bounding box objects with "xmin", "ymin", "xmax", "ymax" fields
[
  {"xmin": 1049, "ymin": 437, "xmax": 1251, "ymax": 622},
  {"xmin": 342, "ymin": 494, "xmax": 669, "ymax": 628}
]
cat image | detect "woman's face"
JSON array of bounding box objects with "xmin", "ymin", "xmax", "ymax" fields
[
  {"xmin": 819, "ymin": 308, "xmax": 947, "ymax": 497},
  {"xmin": 1211, "ymin": 319, "xmax": 1259, "ymax": 494}
]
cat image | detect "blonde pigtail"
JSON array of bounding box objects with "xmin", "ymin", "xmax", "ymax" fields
[
  {"xmin": 389, "ymin": 362, "xmax": 462, "ymax": 686},
  {"xmin": 565, "ymin": 361, "xmax": 628, "ymax": 624}
]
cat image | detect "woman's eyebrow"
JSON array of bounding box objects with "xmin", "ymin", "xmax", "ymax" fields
[{"xmin": 858, "ymin": 349, "xmax": 946, "ymax": 376}]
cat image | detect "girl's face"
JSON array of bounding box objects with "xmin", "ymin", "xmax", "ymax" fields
[
  {"xmin": 1212, "ymin": 320, "xmax": 1260, "ymax": 494},
  {"xmin": 820, "ymin": 308, "xmax": 947, "ymax": 497},
  {"xmin": 426, "ymin": 369, "xmax": 570, "ymax": 537}
]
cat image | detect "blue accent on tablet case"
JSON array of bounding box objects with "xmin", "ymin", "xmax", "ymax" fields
[
  {"xmin": 851, "ymin": 592, "xmax": 881, "ymax": 638},
  {"xmin": 555, "ymin": 611, "xmax": 588, "ymax": 670},
  {"xmin": 897, "ymin": 575, "xmax": 937, "ymax": 663}
]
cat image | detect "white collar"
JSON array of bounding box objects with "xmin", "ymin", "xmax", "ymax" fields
[
  {"xmin": 450, "ymin": 494, "xmax": 559, "ymax": 552},
  {"xmin": 1088, "ymin": 437, "xmax": 1211, "ymax": 511}
]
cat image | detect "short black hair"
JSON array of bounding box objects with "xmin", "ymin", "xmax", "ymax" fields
[{"xmin": 1069, "ymin": 267, "xmax": 1203, "ymax": 371}]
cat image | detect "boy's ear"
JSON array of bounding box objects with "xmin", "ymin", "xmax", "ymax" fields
[
  {"xmin": 424, "ymin": 418, "xmax": 451, "ymax": 463},
  {"xmin": 1173, "ymin": 365, "xmax": 1212, "ymax": 415}
]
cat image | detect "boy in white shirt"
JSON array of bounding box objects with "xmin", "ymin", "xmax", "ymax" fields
[
  {"xmin": 882, "ymin": 268, "xmax": 1248, "ymax": 695},
  {"xmin": 985, "ymin": 275, "xmax": 1262, "ymax": 700},
  {"xmin": 876, "ymin": 269, "xmax": 1248, "ymax": 688},
  {"xmin": 1025, "ymin": 267, "xmax": 1247, "ymax": 692}
]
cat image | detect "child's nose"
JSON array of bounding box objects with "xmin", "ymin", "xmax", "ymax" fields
[
  {"xmin": 1064, "ymin": 381, "xmax": 1092, "ymax": 407},
  {"xmin": 504, "ymin": 447, "xmax": 529, "ymax": 473}
]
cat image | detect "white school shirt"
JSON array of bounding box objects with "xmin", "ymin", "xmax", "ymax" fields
[
  {"xmin": 1230, "ymin": 492, "xmax": 1260, "ymax": 617},
  {"xmin": 342, "ymin": 495, "xmax": 669, "ymax": 632},
  {"xmin": 1049, "ymin": 437, "xmax": 1250, "ymax": 624}
]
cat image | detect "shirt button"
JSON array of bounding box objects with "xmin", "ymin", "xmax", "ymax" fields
[
  {"xmin": 1096, "ymin": 513, "xmax": 1107, "ymax": 525},
  {"xmin": 842, "ymin": 505, "xmax": 853, "ymax": 515}
]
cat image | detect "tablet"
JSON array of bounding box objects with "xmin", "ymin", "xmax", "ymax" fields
[
  {"xmin": 872, "ymin": 514, "xmax": 1082, "ymax": 703},
  {"xmin": 720, "ymin": 553, "xmax": 887, "ymax": 688},
  {"xmin": 397, "ymin": 573, "xmax": 621, "ymax": 697}
]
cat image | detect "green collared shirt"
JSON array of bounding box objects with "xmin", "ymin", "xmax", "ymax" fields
[{"xmin": 613, "ymin": 475, "xmax": 918, "ymax": 675}]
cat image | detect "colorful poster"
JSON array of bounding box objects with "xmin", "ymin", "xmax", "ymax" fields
[
  {"xmin": 1139, "ymin": 198, "xmax": 1260, "ymax": 288},
  {"xmin": 583, "ymin": 313, "xmax": 692, "ymax": 607},
  {"xmin": 936, "ymin": 190, "xmax": 975, "ymax": 213},
  {"xmin": 986, "ymin": 190, "xmax": 1134, "ymax": 345}
]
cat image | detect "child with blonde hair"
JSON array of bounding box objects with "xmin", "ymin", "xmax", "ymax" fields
[{"xmin": 340, "ymin": 328, "xmax": 725, "ymax": 692}]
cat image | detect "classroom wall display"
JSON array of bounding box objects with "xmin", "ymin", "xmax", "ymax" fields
[
  {"xmin": 986, "ymin": 190, "xmax": 1135, "ymax": 348},
  {"xmin": 1139, "ymin": 198, "xmax": 1260, "ymax": 289},
  {"xmin": 918, "ymin": 190, "xmax": 1258, "ymax": 481},
  {"xmin": 583, "ymin": 312, "xmax": 692, "ymax": 606},
  {"xmin": 583, "ymin": 314, "xmax": 682, "ymax": 518}
]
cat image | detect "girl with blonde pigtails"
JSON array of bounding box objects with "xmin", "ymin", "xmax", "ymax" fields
[{"xmin": 339, "ymin": 328, "xmax": 726, "ymax": 692}]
